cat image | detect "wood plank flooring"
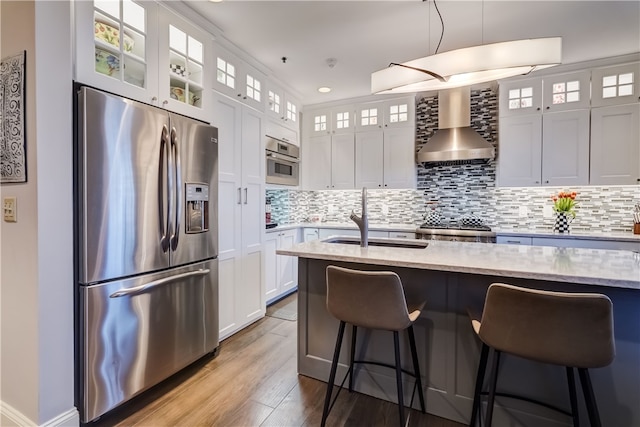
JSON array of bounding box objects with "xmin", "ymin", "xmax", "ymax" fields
[{"xmin": 91, "ymin": 293, "xmax": 464, "ymax": 427}]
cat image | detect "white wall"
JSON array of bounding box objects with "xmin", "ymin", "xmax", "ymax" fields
[{"xmin": 0, "ymin": 1, "xmax": 76, "ymax": 425}]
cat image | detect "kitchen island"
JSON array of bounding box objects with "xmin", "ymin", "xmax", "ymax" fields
[{"xmin": 278, "ymin": 239, "xmax": 640, "ymax": 426}]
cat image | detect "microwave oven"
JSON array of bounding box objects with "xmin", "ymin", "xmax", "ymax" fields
[{"xmin": 265, "ymin": 137, "xmax": 300, "ymax": 186}]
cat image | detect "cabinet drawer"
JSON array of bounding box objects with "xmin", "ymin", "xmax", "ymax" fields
[
  {"xmin": 496, "ymin": 236, "xmax": 532, "ymax": 245},
  {"xmin": 389, "ymin": 231, "xmax": 416, "ymax": 239}
]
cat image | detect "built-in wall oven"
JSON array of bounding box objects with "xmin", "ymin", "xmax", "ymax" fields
[{"xmin": 266, "ymin": 136, "xmax": 300, "ymax": 186}]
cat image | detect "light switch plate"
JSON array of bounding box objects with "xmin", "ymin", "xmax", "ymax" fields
[
  {"xmin": 543, "ymin": 205, "xmax": 554, "ymax": 218},
  {"xmin": 518, "ymin": 206, "xmax": 528, "ymax": 217},
  {"xmin": 3, "ymin": 197, "xmax": 17, "ymax": 222}
]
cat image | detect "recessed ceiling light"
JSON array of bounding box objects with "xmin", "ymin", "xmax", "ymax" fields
[{"xmin": 318, "ymin": 87, "xmax": 332, "ymax": 93}]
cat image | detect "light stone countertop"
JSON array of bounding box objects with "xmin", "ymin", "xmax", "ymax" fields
[
  {"xmin": 267, "ymin": 222, "xmax": 640, "ymax": 242},
  {"xmin": 493, "ymin": 228, "xmax": 640, "ymax": 242},
  {"xmin": 266, "ymin": 222, "xmax": 417, "ymax": 233},
  {"xmin": 278, "ymin": 238, "xmax": 640, "ymax": 290}
]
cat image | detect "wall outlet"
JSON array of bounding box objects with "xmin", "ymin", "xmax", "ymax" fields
[
  {"xmin": 3, "ymin": 197, "xmax": 17, "ymax": 222},
  {"xmin": 518, "ymin": 206, "xmax": 528, "ymax": 217},
  {"xmin": 328, "ymin": 204, "xmax": 336, "ymax": 214},
  {"xmin": 381, "ymin": 204, "xmax": 389, "ymax": 216},
  {"xmin": 543, "ymin": 205, "xmax": 554, "ymax": 218}
]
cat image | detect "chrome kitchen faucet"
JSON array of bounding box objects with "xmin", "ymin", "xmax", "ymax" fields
[{"xmin": 350, "ymin": 187, "xmax": 369, "ymax": 247}]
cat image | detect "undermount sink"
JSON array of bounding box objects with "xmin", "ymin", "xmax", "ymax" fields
[{"xmin": 322, "ymin": 236, "xmax": 429, "ymax": 249}]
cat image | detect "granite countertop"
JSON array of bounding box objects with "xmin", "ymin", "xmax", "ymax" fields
[
  {"xmin": 493, "ymin": 228, "xmax": 640, "ymax": 242},
  {"xmin": 278, "ymin": 239, "xmax": 640, "ymax": 290},
  {"xmin": 266, "ymin": 222, "xmax": 640, "ymax": 242},
  {"xmin": 266, "ymin": 222, "xmax": 417, "ymax": 233}
]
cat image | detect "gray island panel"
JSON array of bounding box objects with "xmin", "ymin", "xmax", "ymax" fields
[{"xmin": 286, "ymin": 240, "xmax": 640, "ymax": 426}]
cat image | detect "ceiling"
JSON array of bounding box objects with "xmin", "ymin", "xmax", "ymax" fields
[{"xmin": 184, "ymin": 1, "xmax": 640, "ymax": 106}]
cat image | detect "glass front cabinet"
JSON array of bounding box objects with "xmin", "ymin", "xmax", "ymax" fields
[{"xmin": 75, "ymin": 0, "xmax": 211, "ymax": 121}]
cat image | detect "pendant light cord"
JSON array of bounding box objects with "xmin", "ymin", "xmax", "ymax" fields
[{"xmin": 432, "ymin": 0, "xmax": 444, "ymax": 54}]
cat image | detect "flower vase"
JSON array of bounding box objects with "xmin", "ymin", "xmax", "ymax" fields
[{"xmin": 554, "ymin": 212, "xmax": 572, "ymax": 233}]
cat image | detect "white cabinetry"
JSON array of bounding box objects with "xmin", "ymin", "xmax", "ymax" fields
[
  {"xmin": 496, "ymin": 236, "xmax": 533, "ymax": 245},
  {"xmin": 213, "ymin": 43, "xmax": 266, "ymax": 112},
  {"xmin": 355, "ymin": 97, "xmax": 416, "ymax": 189},
  {"xmin": 355, "ymin": 127, "xmax": 416, "ymax": 189},
  {"xmin": 531, "ymin": 237, "xmax": 640, "ymax": 251},
  {"xmin": 303, "ymin": 228, "xmax": 320, "ymax": 241},
  {"xmin": 496, "ymin": 234, "xmax": 640, "ymax": 251},
  {"xmin": 389, "ymin": 231, "xmax": 416, "ymax": 239},
  {"xmin": 304, "ymin": 105, "xmax": 356, "ymax": 190},
  {"xmin": 590, "ymin": 63, "xmax": 640, "ymax": 185},
  {"xmin": 498, "ymin": 72, "xmax": 590, "ymax": 187},
  {"xmin": 266, "ymin": 81, "xmax": 300, "ymax": 131},
  {"xmin": 264, "ymin": 229, "xmax": 298, "ymax": 304},
  {"xmin": 213, "ymin": 93, "xmax": 265, "ymax": 339},
  {"xmin": 318, "ymin": 228, "xmax": 388, "ymax": 240},
  {"xmin": 75, "ymin": 1, "xmax": 211, "ymax": 121}
]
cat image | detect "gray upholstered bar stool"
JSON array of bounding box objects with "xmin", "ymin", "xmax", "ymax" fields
[
  {"xmin": 321, "ymin": 265, "xmax": 427, "ymax": 427},
  {"xmin": 469, "ymin": 283, "xmax": 615, "ymax": 427}
]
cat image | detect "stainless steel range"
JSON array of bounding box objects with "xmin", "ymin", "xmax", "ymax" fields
[{"xmin": 416, "ymin": 222, "xmax": 496, "ymax": 243}]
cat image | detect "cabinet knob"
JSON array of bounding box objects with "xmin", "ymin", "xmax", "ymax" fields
[
  {"xmin": 378, "ymin": 184, "xmax": 382, "ymax": 187},
  {"xmin": 546, "ymin": 106, "xmax": 550, "ymax": 110},
  {"xmin": 536, "ymin": 107, "xmax": 541, "ymax": 111},
  {"xmin": 545, "ymin": 180, "xmax": 550, "ymax": 184},
  {"xmin": 237, "ymin": 94, "xmax": 242, "ymax": 97},
  {"xmin": 162, "ymin": 100, "xmax": 168, "ymax": 106},
  {"xmin": 151, "ymin": 96, "xmax": 158, "ymax": 102},
  {"xmin": 535, "ymin": 180, "xmax": 540, "ymax": 184},
  {"xmin": 384, "ymin": 184, "xmax": 388, "ymax": 187}
]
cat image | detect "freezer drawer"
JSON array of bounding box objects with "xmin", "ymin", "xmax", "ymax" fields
[{"xmin": 78, "ymin": 259, "xmax": 218, "ymax": 423}]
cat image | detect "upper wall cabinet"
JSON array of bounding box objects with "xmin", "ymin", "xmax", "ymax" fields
[
  {"xmin": 498, "ymin": 72, "xmax": 591, "ymax": 187},
  {"xmin": 266, "ymin": 81, "xmax": 300, "ymax": 132},
  {"xmin": 306, "ymin": 104, "xmax": 355, "ymax": 138},
  {"xmin": 158, "ymin": 9, "xmax": 212, "ymax": 119},
  {"xmin": 589, "ymin": 62, "xmax": 640, "ymax": 185},
  {"xmin": 213, "ymin": 44, "xmax": 266, "ymax": 111},
  {"xmin": 591, "ymin": 62, "xmax": 640, "ymax": 107},
  {"xmin": 355, "ymin": 98, "xmax": 415, "ymax": 132},
  {"xmin": 75, "ymin": 1, "xmax": 212, "ymax": 122}
]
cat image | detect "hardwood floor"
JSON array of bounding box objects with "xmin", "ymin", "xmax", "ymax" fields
[{"xmin": 91, "ymin": 293, "xmax": 464, "ymax": 427}]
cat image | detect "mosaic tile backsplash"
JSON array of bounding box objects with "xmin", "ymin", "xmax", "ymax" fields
[
  {"xmin": 267, "ymin": 186, "xmax": 640, "ymax": 233},
  {"xmin": 268, "ymin": 88, "xmax": 640, "ymax": 233}
]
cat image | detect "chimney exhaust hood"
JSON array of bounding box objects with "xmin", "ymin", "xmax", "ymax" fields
[{"xmin": 417, "ymin": 87, "xmax": 495, "ymax": 163}]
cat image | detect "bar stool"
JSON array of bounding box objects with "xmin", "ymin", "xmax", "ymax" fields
[
  {"xmin": 321, "ymin": 265, "xmax": 427, "ymax": 427},
  {"xmin": 468, "ymin": 283, "xmax": 615, "ymax": 427}
]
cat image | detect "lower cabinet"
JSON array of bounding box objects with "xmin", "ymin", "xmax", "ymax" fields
[
  {"xmin": 303, "ymin": 228, "xmax": 320, "ymax": 242},
  {"xmin": 497, "ymin": 234, "xmax": 640, "ymax": 251},
  {"xmin": 318, "ymin": 228, "xmax": 388, "ymax": 240},
  {"xmin": 496, "ymin": 236, "xmax": 533, "ymax": 245},
  {"xmin": 265, "ymin": 228, "xmax": 299, "ymax": 305}
]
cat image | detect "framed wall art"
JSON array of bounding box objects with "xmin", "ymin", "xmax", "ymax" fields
[{"xmin": 0, "ymin": 50, "xmax": 27, "ymax": 183}]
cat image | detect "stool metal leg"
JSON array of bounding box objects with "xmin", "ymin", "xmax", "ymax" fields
[
  {"xmin": 321, "ymin": 321, "xmax": 346, "ymax": 427},
  {"xmin": 407, "ymin": 325, "xmax": 426, "ymax": 413},
  {"xmin": 349, "ymin": 325, "xmax": 357, "ymax": 392},
  {"xmin": 470, "ymin": 343, "xmax": 490, "ymax": 427},
  {"xmin": 578, "ymin": 368, "xmax": 602, "ymax": 427},
  {"xmin": 566, "ymin": 367, "xmax": 580, "ymax": 427},
  {"xmin": 484, "ymin": 349, "xmax": 502, "ymax": 427},
  {"xmin": 393, "ymin": 331, "xmax": 406, "ymax": 427}
]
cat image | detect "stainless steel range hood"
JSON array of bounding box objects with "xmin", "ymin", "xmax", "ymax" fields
[{"xmin": 417, "ymin": 87, "xmax": 495, "ymax": 163}]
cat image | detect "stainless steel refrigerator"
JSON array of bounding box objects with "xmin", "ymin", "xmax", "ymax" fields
[{"xmin": 75, "ymin": 86, "xmax": 219, "ymax": 423}]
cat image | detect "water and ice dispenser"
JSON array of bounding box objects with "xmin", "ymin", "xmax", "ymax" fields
[{"xmin": 185, "ymin": 183, "xmax": 209, "ymax": 234}]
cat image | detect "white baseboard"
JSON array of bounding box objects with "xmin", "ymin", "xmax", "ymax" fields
[{"xmin": 0, "ymin": 401, "xmax": 79, "ymax": 427}]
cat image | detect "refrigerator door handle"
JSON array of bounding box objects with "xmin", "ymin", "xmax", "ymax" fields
[
  {"xmin": 159, "ymin": 125, "xmax": 170, "ymax": 252},
  {"xmin": 244, "ymin": 187, "xmax": 248, "ymax": 204},
  {"xmin": 109, "ymin": 268, "xmax": 211, "ymax": 298},
  {"xmin": 170, "ymin": 126, "xmax": 182, "ymax": 251},
  {"xmin": 237, "ymin": 187, "xmax": 242, "ymax": 204}
]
